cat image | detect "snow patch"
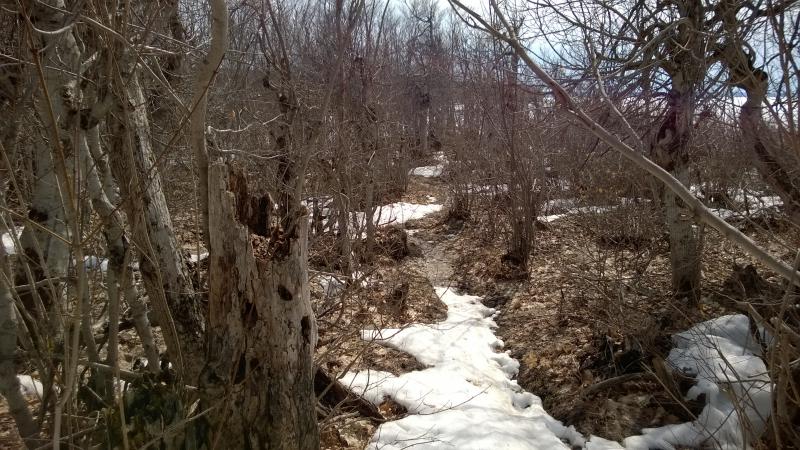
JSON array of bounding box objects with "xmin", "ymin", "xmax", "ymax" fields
[
  {"xmin": 17, "ymin": 375, "xmax": 44, "ymax": 398},
  {"xmin": 368, "ymin": 202, "xmax": 443, "ymax": 228},
  {"xmin": 342, "ymin": 287, "xmax": 583, "ymax": 449},
  {"xmin": 314, "ymin": 274, "xmax": 345, "ymax": 298},
  {"xmin": 75, "ymin": 255, "xmax": 139, "ymax": 273},
  {"xmin": 538, "ymin": 205, "xmax": 615, "ymax": 223},
  {"xmin": 188, "ymin": 251, "xmax": 209, "ymax": 263},
  {"xmin": 409, "ymin": 165, "xmax": 444, "ymax": 177},
  {"xmin": 464, "ymin": 183, "xmax": 508, "ymax": 195},
  {"xmin": 622, "ymin": 315, "xmax": 771, "ymax": 450},
  {"xmin": 1, "ymin": 227, "xmax": 23, "ymax": 255},
  {"xmin": 344, "ymin": 297, "xmax": 771, "ymax": 450},
  {"xmin": 82, "ymin": 255, "xmax": 109, "ymax": 272},
  {"xmin": 306, "ymin": 199, "xmax": 442, "ymax": 235}
]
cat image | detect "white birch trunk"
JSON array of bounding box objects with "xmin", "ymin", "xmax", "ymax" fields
[
  {"xmin": 107, "ymin": 72, "xmax": 203, "ymax": 380},
  {"xmin": 17, "ymin": 0, "xmax": 83, "ymax": 327}
]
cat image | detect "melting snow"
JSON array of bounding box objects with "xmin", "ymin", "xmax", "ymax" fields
[
  {"xmin": 603, "ymin": 315, "xmax": 771, "ymax": 450},
  {"xmin": 368, "ymin": 202, "xmax": 443, "ymax": 228},
  {"xmin": 539, "ymin": 205, "xmax": 615, "ymax": 223},
  {"xmin": 17, "ymin": 375, "xmax": 44, "ymax": 397},
  {"xmin": 82, "ymin": 255, "xmax": 109, "ymax": 272},
  {"xmin": 75, "ymin": 255, "xmax": 139, "ymax": 273},
  {"xmin": 313, "ymin": 274, "xmax": 346, "ymax": 298},
  {"xmin": 711, "ymin": 194, "xmax": 783, "ymax": 223},
  {"xmin": 409, "ymin": 165, "xmax": 444, "ymax": 177},
  {"xmin": 188, "ymin": 251, "xmax": 209, "ymax": 263},
  {"xmin": 343, "ymin": 291, "xmax": 770, "ymax": 450},
  {"xmin": 342, "ymin": 287, "xmax": 584, "ymax": 449},
  {"xmin": 306, "ymin": 199, "xmax": 443, "ymax": 234},
  {"xmin": 1, "ymin": 227, "xmax": 23, "ymax": 255}
]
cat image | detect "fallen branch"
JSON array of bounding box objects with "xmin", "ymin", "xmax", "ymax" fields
[
  {"xmin": 314, "ymin": 367, "xmax": 384, "ymax": 423},
  {"xmin": 581, "ymin": 372, "xmax": 656, "ymax": 398}
]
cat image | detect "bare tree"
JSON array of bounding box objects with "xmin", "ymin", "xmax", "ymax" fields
[{"xmin": 447, "ymin": 0, "xmax": 800, "ymax": 284}]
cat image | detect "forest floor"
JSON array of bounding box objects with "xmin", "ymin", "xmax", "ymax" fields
[
  {"xmin": 320, "ymin": 166, "xmax": 794, "ymax": 449},
  {"xmin": 1, "ymin": 161, "xmax": 792, "ymax": 449}
]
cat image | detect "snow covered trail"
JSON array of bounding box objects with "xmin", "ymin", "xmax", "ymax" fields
[
  {"xmin": 342, "ymin": 166, "xmax": 771, "ymax": 450},
  {"xmin": 341, "ymin": 287, "xmax": 585, "ymax": 450},
  {"xmin": 342, "ymin": 288, "xmax": 771, "ymax": 450},
  {"xmin": 342, "ymin": 169, "xmax": 584, "ymax": 448}
]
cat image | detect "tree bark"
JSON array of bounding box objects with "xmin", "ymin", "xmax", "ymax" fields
[
  {"xmin": 107, "ymin": 72, "xmax": 204, "ymax": 380},
  {"xmin": 200, "ymin": 164, "xmax": 319, "ymax": 449},
  {"xmin": 416, "ymin": 89, "xmax": 430, "ymax": 157},
  {"xmin": 661, "ymin": 168, "xmax": 702, "ymax": 302},
  {"xmin": 83, "ymin": 127, "xmax": 159, "ymax": 372},
  {"xmin": 16, "ymin": 0, "xmax": 82, "ymax": 330},
  {"xmin": 190, "ymin": 0, "xmax": 229, "ymax": 250},
  {"xmin": 0, "ymin": 213, "xmax": 40, "ymax": 449},
  {"xmin": 335, "ymin": 191, "xmax": 353, "ymax": 276},
  {"xmin": 652, "ymin": 87, "xmax": 702, "ymax": 303}
]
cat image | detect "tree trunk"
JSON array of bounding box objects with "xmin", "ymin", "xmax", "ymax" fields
[
  {"xmin": 736, "ymin": 65, "xmax": 800, "ymax": 226},
  {"xmin": 190, "ymin": 0, "xmax": 229, "ymax": 249},
  {"xmin": 16, "ymin": 0, "xmax": 83, "ymax": 330},
  {"xmin": 662, "ymin": 167, "xmax": 702, "ymax": 302},
  {"xmin": 0, "ymin": 213, "xmax": 40, "ymax": 449},
  {"xmin": 83, "ymin": 127, "xmax": 159, "ymax": 372},
  {"xmin": 416, "ymin": 89, "xmax": 430, "ymax": 157},
  {"xmin": 364, "ymin": 178, "xmax": 377, "ymax": 260},
  {"xmin": 335, "ymin": 191, "xmax": 353, "ymax": 276},
  {"xmin": 200, "ymin": 164, "xmax": 319, "ymax": 449},
  {"xmin": 652, "ymin": 87, "xmax": 702, "ymax": 303},
  {"xmin": 107, "ymin": 72, "xmax": 204, "ymax": 380}
]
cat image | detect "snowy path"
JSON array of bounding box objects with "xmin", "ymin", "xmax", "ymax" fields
[
  {"xmin": 341, "ymin": 190, "xmax": 586, "ymax": 449},
  {"xmin": 341, "ymin": 168, "xmax": 771, "ymax": 450},
  {"xmin": 342, "ymin": 242, "xmax": 770, "ymax": 450},
  {"xmin": 341, "ymin": 287, "xmax": 584, "ymax": 449}
]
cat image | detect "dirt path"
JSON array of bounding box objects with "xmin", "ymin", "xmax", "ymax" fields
[{"xmin": 407, "ymin": 227, "xmax": 455, "ymax": 286}]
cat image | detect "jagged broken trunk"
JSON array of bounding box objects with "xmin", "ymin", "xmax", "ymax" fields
[{"xmin": 200, "ymin": 163, "xmax": 319, "ymax": 449}]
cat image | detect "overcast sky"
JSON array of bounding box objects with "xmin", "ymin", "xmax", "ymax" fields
[{"xmin": 435, "ymin": 0, "xmax": 488, "ymax": 14}]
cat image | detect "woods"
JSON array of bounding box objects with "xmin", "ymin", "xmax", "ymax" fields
[{"xmin": 0, "ymin": 0, "xmax": 798, "ymax": 449}]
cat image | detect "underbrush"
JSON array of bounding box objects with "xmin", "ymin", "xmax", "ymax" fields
[{"xmin": 449, "ymin": 192, "xmax": 799, "ymax": 446}]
